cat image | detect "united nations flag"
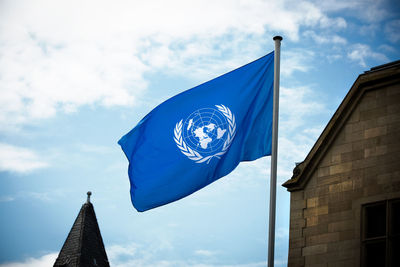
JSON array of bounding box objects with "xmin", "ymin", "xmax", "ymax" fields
[{"xmin": 118, "ymin": 51, "xmax": 274, "ymax": 212}]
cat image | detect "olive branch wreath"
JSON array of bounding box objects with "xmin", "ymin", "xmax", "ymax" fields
[{"xmin": 173, "ymin": 104, "xmax": 236, "ymax": 164}]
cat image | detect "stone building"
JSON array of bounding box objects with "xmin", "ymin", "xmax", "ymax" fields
[
  {"xmin": 53, "ymin": 192, "xmax": 110, "ymax": 267},
  {"xmin": 283, "ymin": 60, "xmax": 400, "ymax": 266}
]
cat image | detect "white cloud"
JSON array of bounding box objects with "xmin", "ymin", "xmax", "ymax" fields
[
  {"xmin": 280, "ymin": 86, "xmax": 326, "ymax": 132},
  {"xmin": 106, "ymin": 242, "xmax": 265, "ymax": 267},
  {"xmin": 303, "ymin": 125, "xmax": 325, "ymax": 139},
  {"xmin": 26, "ymin": 192, "xmax": 53, "ymax": 202},
  {"xmin": 195, "ymin": 249, "xmax": 219, "ymax": 257},
  {"xmin": 347, "ymin": 43, "xmax": 389, "ymax": 67},
  {"xmin": 313, "ymin": 0, "xmax": 390, "ymax": 23},
  {"xmin": 303, "ymin": 30, "xmax": 347, "ymax": 45},
  {"xmin": 77, "ymin": 144, "xmax": 114, "ymax": 154},
  {"xmin": 327, "ymin": 54, "xmax": 343, "ymax": 63},
  {"xmin": 318, "ymin": 16, "xmax": 347, "ymax": 29},
  {"xmin": 378, "ymin": 44, "xmax": 398, "ymax": 53},
  {"xmin": 107, "ymin": 243, "xmax": 140, "ymax": 262},
  {"xmin": 385, "ymin": 19, "xmax": 400, "ymax": 43},
  {"xmin": 359, "ymin": 23, "xmax": 380, "ymax": 37},
  {"xmin": 281, "ymin": 49, "xmax": 315, "ymax": 77},
  {"xmin": 0, "ymin": 253, "xmax": 57, "ymax": 267},
  {"xmin": 277, "ymin": 86, "xmax": 328, "ymax": 183},
  {"xmin": 276, "ymin": 227, "xmax": 290, "ymax": 239},
  {"xmin": 0, "ymin": 0, "xmax": 348, "ymax": 129},
  {"xmin": 0, "ymin": 143, "xmax": 48, "ymax": 173},
  {"xmin": 0, "ymin": 196, "xmax": 15, "ymax": 202},
  {"xmin": 274, "ymin": 258, "xmax": 289, "ymax": 267},
  {"xmin": 358, "ymin": 1, "xmax": 391, "ymax": 23},
  {"xmin": 277, "ymin": 136, "xmax": 315, "ymax": 183},
  {"xmin": 0, "ymin": 189, "xmax": 69, "ymax": 203},
  {"xmin": 312, "ymin": 0, "xmax": 361, "ymax": 12},
  {"xmin": 0, "ymin": 246, "xmax": 266, "ymax": 267}
]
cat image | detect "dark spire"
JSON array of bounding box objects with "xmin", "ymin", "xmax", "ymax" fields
[{"xmin": 54, "ymin": 192, "xmax": 110, "ymax": 267}]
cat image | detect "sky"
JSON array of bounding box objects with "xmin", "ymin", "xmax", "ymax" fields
[{"xmin": 0, "ymin": 0, "xmax": 399, "ymax": 266}]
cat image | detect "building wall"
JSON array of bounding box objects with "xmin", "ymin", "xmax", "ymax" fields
[{"xmin": 287, "ymin": 83, "xmax": 400, "ymax": 266}]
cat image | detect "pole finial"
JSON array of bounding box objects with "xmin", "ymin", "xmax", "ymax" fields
[
  {"xmin": 273, "ymin": 36, "xmax": 283, "ymax": 41},
  {"xmin": 87, "ymin": 191, "xmax": 92, "ymax": 203}
]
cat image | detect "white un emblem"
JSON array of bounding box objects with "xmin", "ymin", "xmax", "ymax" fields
[{"xmin": 174, "ymin": 105, "xmax": 236, "ymax": 164}]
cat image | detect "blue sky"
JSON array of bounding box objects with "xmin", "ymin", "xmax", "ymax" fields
[{"xmin": 0, "ymin": 0, "xmax": 399, "ymax": 266}]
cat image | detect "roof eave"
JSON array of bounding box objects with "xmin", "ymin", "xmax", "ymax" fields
[{"xmin": 282, "ymin": 61, "xmax": 400, "ymax": 192}]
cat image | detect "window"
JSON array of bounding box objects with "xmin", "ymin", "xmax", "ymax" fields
[{"xmin": 361, "ymin": 199, "xmax": 400, "ymax": 267}]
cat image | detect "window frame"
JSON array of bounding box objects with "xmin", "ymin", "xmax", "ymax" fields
[{"xmin": 361, "ymin": 198, "xmax": 400, "ymax": 267}]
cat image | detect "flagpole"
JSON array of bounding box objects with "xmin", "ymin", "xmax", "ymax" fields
[{"xmin": 268, "ymin": 35, "xmax": 282, "ymax": 267}]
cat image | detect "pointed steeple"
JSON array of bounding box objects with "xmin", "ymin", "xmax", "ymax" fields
[{"xmin": 54, "ymin": 192, "xmax": 110, "ymax": 267}]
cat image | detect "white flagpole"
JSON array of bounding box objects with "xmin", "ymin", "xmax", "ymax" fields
[{"xmin": 268, "ymin": 35, "xmax": 282, "ymax": 267}]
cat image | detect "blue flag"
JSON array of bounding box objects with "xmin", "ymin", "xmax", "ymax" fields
[{"xmin": 119, "ymin": 51, "xmax": 274, "ymax": 212}]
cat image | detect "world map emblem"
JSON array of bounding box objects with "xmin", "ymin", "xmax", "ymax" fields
[{"xmin": 174, "ymin": 105, "xmax": 236, "ymax": 164}]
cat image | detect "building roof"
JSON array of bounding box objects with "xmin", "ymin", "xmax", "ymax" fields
[
  {"xmin": 54, "ymin": 192, "xmax": 110, "ymax": 267},
  {"xmin": 282, "ymin": 60, "xmax": 400, "ymax": 191}
]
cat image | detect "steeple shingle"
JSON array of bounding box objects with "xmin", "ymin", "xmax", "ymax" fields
[{"xmin": 54, "ymin": 192, "xmax": 110, "ymax": 267}]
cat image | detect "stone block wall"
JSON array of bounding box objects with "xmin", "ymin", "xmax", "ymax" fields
[{"xmin": 287, "ymin": 83, "xmax": 400, "ymax": 266}]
